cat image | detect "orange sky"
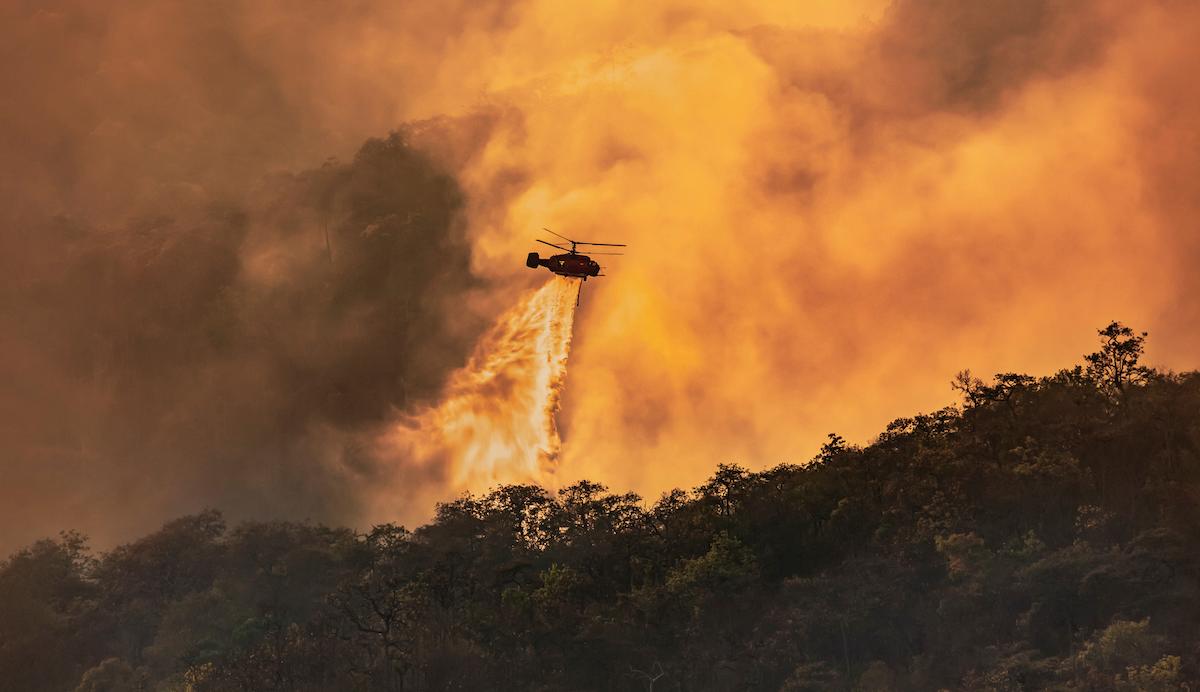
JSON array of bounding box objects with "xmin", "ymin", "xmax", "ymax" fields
[{"xmin": 2, "ymin": 0, "xmax": 1198, "ymax": 553}]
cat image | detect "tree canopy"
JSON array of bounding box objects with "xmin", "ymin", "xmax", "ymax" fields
[{"xmin": 3, "ymin": 322, "xmax": 1199, "ymax": 691}]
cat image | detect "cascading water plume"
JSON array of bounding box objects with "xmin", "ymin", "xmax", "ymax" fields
[{"xmin": 379, "ymin": 277, "xmax": 580, "ymax": 495}]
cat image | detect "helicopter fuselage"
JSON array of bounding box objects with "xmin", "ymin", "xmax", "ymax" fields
[{"xmin": 526, "ymin": 251, "xmax": 600, "ymax": 279}]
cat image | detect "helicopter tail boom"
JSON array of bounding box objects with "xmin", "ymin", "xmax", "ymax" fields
[{"xmin": 526, "ymin": 252, "xmax": 545, "ymax": 269}]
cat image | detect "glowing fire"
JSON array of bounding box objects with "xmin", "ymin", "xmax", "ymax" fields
[{"xmin": 383, "ymin": 277, "xmax": 580, "ymax": 493}]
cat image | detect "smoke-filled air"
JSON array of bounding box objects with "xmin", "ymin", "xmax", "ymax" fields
[
  {"xmin": 3, "ymin": 0, "xmax": 1200, "ymax": 554},
  {"xmin": 374, "ymin": 277, "xmax": 579, "ymax": 509}
]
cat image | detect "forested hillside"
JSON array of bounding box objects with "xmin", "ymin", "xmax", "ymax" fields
[{"xmin": 3, "ymin": 323, "xmax": 1198, "ymax": 691}]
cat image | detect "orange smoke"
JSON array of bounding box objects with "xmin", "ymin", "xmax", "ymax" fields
[
  {"xmin": 432, "ymin": 0, "xmax": 1200, "ymax": 501},
  {"xmin": 377, "ymin": 277, "xmax": 578, "ymax": 501},
  {"xmin": 4, "ymin": 0, "xmax": 1200, "ymax": 550}
]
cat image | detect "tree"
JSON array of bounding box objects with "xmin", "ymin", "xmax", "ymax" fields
[
  {"xmin": 1084, "ymin": 321, "xmax": 1152, "ymax": 395},
  {"xmin": 0, "ymin": 531, "xmax": 96, "ymax": 691},
  {"xmin": 74, "ymin": 657, "xmax": 145, "ymax": 692},
  {"xmin": 1072, "ymin": 618, "xmax": 1179, "ymax": 690}
]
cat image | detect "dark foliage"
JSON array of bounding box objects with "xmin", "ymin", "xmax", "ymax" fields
[{"xmin": 4, "ymin": 323, "xmax": 1199, "ymax": 691}]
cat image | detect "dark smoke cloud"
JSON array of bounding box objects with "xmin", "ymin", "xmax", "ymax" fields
[
  {"xmin": 0, "ymin": 133, "xmax": 490, "ymax": 553},
  {"xmin": 0, "ymin": 0, "xmax": 526, "ymax": 553},
  {"xmin": 0, "ymin": 0, "xmax": 521, "ymax": 224}
]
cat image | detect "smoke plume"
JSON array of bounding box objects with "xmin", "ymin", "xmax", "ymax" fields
[
  {"xmin": 3, "ymin": 0, "xmax": 1200, "ymax": 552},
  {"xmin": 0, "ymin": 127, "xmax": 493, "ymax": 551}
]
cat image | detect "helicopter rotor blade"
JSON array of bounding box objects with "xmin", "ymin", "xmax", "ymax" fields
[
  {"xmin": 586, "ymin": 251, "xmax": 623, "ymax": 255},
  {"xmin": 536, "ymin": 239, "xmax": 570, "ymax": 252},
  {"xmin": 542, "ymin": 227, "xmax": 627, "ymax": 247},
  {"xmin": 542, "ymin": 228, "xmax": 575, "ymax": 244}
]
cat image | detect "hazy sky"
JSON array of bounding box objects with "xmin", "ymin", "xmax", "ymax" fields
[{"xmin": 3, "ymin": 0, "xmax": 1198, "ymax": 554}]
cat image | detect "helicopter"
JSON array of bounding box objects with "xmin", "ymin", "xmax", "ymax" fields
[{"xmin": 525, "ymin": 229, "xmax": 625, "ymax": 280}]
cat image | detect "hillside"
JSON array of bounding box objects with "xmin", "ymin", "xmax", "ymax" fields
[{"xmin": 3, "ymin": 323, "xmax": 1198, "ymax": 691}]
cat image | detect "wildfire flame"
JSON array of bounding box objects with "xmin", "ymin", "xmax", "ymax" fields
[{"xmin": 382, "ymin": 277, "xmax": 580, "ymax": 494}]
